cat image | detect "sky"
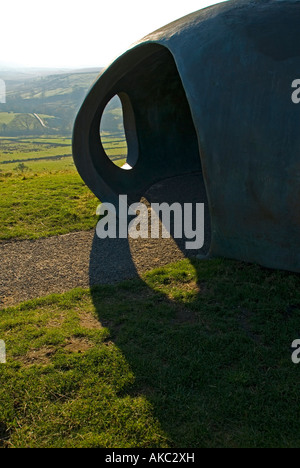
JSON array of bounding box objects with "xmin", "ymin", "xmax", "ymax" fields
[{"xmin": 0, "ymin": 0, "xmax": 226, "ymax": 69}]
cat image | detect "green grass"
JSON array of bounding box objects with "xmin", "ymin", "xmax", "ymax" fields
[
  {"xmin": 0, "ymin": 171, "xmax": 98, "ymax": 240},
  {"xmin": 0, "ymin": 137, "xmax": 72, "ymax": 163},
  {"xmin": 0, "ymin": 136, "xmax": 127, "ymax": 164},
  {"xmin": 0, "ymin": 113, "xmax": 18, "ymax": 125},
  {"xmin": 0, "ymin": 136, "xmax": 127, "ymax": 240},
  {"xmin": 100, "ymin": 135, "xmax": 128, "ymax": 162},
  {"xmin": 0, "ymin": 258, "xmax": 299, "ymax": 448},
  {"xmin": 0, "ymin": 113, "xmax": 55, "ymax": 125}
]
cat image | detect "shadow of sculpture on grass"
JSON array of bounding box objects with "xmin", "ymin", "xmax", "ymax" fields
[{"xmin": 88, "ymin": 175, "xmax": 300, "ymax": 448}]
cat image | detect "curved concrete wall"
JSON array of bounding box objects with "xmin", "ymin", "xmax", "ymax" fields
[{"xmin": 73, "ymin": 0, "xmax": 300, "ymax": 273}]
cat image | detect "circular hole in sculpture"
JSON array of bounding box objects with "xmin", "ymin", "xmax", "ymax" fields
[{"xmin": 100, "ymin": 93, "xmax": 138, "ymax": 170}]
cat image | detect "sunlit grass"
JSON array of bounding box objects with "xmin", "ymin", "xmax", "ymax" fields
[
  {"xmin": 0, "ymin": 258, "xmax": 299, "ymax": 448},
  {"xmin": 0, "ymin": 135, "xmax": 129, "ymax": 240}
]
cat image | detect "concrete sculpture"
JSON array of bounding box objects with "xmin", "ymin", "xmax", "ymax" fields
[{"xmin": 73, "ymin": 0, "xmax": 300, "ymax": 273}]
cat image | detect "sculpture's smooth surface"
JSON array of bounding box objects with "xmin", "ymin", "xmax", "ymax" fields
[{"xmin": 73, "ymin": 0, "xmax": 300, "ymax": 273}]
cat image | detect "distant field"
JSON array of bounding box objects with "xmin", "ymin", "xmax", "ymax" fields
[
  {"xmin": 0, "ymin": 135, "xmax": 127, "ymax": 240},
  {"xmin": 0, "ymin": 136, "xmax": 127, "ymax": 166},
  {"xmin": 0, "ymin": 137, "xmax": 72, "ymax": 164},
  {"xmin": 100, "ymin": 135, "xmax": 128, "ymax": 161},
  {"xmin": 0, "ymin": 113, "xmax": 16, "ymax": 125},
  {"xmin": 0, "ymin": 113, "xmax": 55, "ymax": 125},
  {"xmin": 1, "ymin": 70, "xmax": 102, "ymax": 137}
]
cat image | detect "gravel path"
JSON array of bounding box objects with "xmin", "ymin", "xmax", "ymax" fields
[
  {"xmin": 0, "ymin": 231, "xmax": 191, "ymax": 308},
  {"xmin": 0, "ymin": 173, "xmax": 210, "ymax": 308}
]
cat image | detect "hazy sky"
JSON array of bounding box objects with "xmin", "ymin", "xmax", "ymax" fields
[{"xmin": 1, "ymin": 0, "xmax": 226, "ymax": 69}]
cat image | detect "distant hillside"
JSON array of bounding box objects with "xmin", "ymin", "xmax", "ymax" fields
[{"xmin": 0, "ymin": 68, "xmax": 124, "ymax": 137}]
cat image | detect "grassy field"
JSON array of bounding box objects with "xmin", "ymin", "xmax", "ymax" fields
[
  {"xmin": 0, "ymin": 113, "xmax": 56, "ymax": 126},
  {"xmin": 0, "ymin": 136, "xmax": 127, "ymax": 165},
  {"xmin": 0, "ymin": 136, "xmax": 126, "ymax": 240},
  {"xmin": 0, "ymin": 258, "xmax": 299, "ymax": 448},
  {"xmin": 0, "ymin": 113, "xmax": 18, "ymax": 125},
  {"xmin": 1, "ymin": 69, "xmax": 102, "ymax": 136}
]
